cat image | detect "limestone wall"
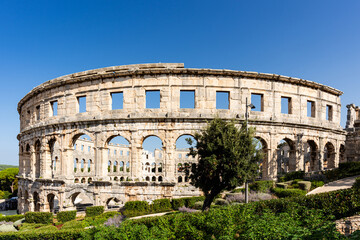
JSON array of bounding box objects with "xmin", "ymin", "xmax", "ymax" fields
[{"xmin": 17, "ymin": 63, "xmax": 346, "ymax": 213}]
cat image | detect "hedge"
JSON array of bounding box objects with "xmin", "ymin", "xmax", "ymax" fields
[
  {"xmin": 85, "ymin": 206, "xmax": 104, "ymax": 218},
  {"xmin": 298, "ymin": 181, "xmax": 311, "ymax": 191},
  {"xmin": 0, "ymin": 214, "xmax": 24, "ymax": 222},
  {"xmin": 56, "ymin": 210, "xmax": 76, "ymax": 223},
  {"xmin": 151, "ymin": 199, "xmax": 172, "ymax": 213},
  {"xmin": 24, "ymin": 212, "xmax": 53, "ymax": 224},
  {"xmin": 324, "ymin": 162, "xmax": 360, "ymax": 182},
  {"xmin": 249, "ymin": 180, "xmax": 274, "ymax": 192},
  {"xmin": 171, "ymin": 198, "xmax": 185, "ymax": 210},
  {"xmin": 0, "ymin": 229, "xmax": 83, "ymax": 240},
  {"xmin": 271, "ymin": 188, "xmax": 306, "ymax": 198},
  {"xmin": 278, "ymin": 171, "xmax": 305, "ymax": 182}
]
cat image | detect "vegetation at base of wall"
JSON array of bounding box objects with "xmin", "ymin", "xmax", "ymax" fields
[
  {"xmin": 56, "ymin": 210, "xmax": 76, "ymax": 223},
  {"xmin": 249, "ymin": 180, "xmax": 274, "ymax": 192},
  {"xmin": 271, "ymin": 187, "xmax": 306, "ymax": 198},
  {"xmin": 24, "ymin": 212, "xmax": 53, "ymax": 224},
  {"xmin": 278, "ymin": 171, "xmax": 305, "ymax": 182},
  {"xmin": 0, "ymin": 214, "xmax": 23, "ymax": 222},
  {"xmin": 85, "ymin": 206, "xmax": 104, "ymax": 218},
  {"xmin": 0, "ymin": 168, "xmax": 18, "ymax": 198},
  {"xmin": 151, "ymin": 199, "xmax": 172, "ymax": 213},
  {"xmin": 325, "ymin": 162, "xmax": 360, "ymax": 182}
]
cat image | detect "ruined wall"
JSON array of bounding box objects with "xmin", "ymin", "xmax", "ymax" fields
[{"xmin": 17, "ymin": 63, "xmax": 346, "ymax": 213}]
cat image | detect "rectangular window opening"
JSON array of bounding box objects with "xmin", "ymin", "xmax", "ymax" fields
[
  {"xmin": 77, "ymin": 96, "xmax": 86, "ymax": 113},
  {"xmin": 111, "ymin": 92, "xmax": 123, "ymax": 110},
  {"xmin": 146, "ymin": 90, "xmax": 160, "ymax": 109},
  {"xmin": 326, "ymin": 105, "xmax": 333, "ymax": 121},
  {"xmin": 50, "ymin": 101, "xmax": 58, "ymax": 116},
  {"xmin": 307, "ymin": 101, "xmax": 316, "ymax": 118},
  {"xmin": 216, "ymin": 91, "xmax": 230, "ymax": 109},
  {"xmin": 281, "ymin": 97, "xmax": 292, "ymax": 114},
  {"xmin": 180, "ymin": 90, "xmax": 195, "ymax": 109},
  {"xmin": 251, "ymin": 93, "xmax": 263, "ymax": 112},
  {"xmin": 36, "ymin": 105, "xmax": 40, "ymax": 120}
]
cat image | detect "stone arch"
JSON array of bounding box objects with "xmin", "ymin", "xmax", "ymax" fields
[
  {"xmin": 46, "ymin": 192, "xmax": 59, "ymax": 213},
  {"xmin": 175, "ymin": 134, "xmax": 196, "ymax": 148},
  {"xmin": 276, "ymin": 137, "xmax": 296, "ymax": 174},
  {"xmin": 253, "ymin": 136, "xmax": 268, "ymax": 179},
  {"xmin": 304, "ymin": 139, "xmax": 318, "ymax": 172},
  {"xmin": 104, "ymin": 134, "xmax": 131, "ymax": 148},
  {"xmin": 324, "ymin": 142, "xmax": 336, "ymax": 169},
  {"xmin": 158, "ymin": 176, "xmax": 163, "ymax": 182},
  {"xmin": 66, "ymin": 188, "xmax": 94, "ymax": 207},
  {"xmin": 33, "ymin": 191, "xmax": 40, "ymax": 212},
  {"xmin": 106, "ymin": 197, "xmax": 123, "ymax": 209},
  {"xmin": 69, "ymin": 131, "xmax": 95, "ymax": 148},
  {"xmin": 34, "ymin": 140, "xmax": 41, "ymax": 178},
  {"xmin": 24, "ymin": 190, "xmax": 29, "ymax": 212}
]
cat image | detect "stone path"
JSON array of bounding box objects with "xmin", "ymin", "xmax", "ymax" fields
[{"xmin": 306, "ymin": 175, "xmax": 360, "ymax": 195}]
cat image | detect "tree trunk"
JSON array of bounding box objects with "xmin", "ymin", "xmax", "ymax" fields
[{"xmin": 202, "ymin": 190, "xmax": 220, "ymax": 211}]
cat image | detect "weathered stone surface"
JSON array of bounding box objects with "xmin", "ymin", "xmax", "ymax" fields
[{"xmin": 17, "ymin": 63, "xmax": 346, "ymax": 213}]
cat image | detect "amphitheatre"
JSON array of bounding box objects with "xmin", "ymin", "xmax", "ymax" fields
[{"xmin": 16, "ymin": 63, "xmax": 347, "ymax": 213}]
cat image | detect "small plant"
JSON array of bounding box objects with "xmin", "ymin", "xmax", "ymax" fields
[
  {"xmin": 104, "ymin": 215, "xmax": 125, "ymax": 227},
  {"xmin": 57, "ymin": 210, "xmax": 76, "ymax": 223},
  {"xmin": 24, "ymin": 212, "xmax": 53, "ymax": 224},
  {"xmin": 178, "ymin": 206, "xmax": 197, "ymax": 213},
  {"xmin": 85, "ymin": 206, "xmax": 104, "ymax": 218}
]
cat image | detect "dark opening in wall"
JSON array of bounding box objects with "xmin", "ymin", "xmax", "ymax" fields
[
  {"xmin": 111, "ymin": 92, "xmax": 123, "ymax": 110},
  {"xmin": 146, "ymin": 90, "xmax": 160, "ymax": 109},
  {"xmin": 281, "ymin": 97, "xmax": 292, "ymax": 114},
  {"xmin": 326, "ymin": 105, "xmax": 333, "ymax": 121},
  {"xmin": 307, "ymin": 101, "xmax": 316, "ymax": 118},
  {"xmin": 251, "ymin": 93, "xmax": 263, "ymax": 111},
  {"xmin": 36, "ymin": 105, "xmax": 40, "ymax": 120},
  {"xmin": 180, "ymin": 90, "xmax": 195, "ymax": 108},
  {"xmin": 77, "ymin": 96, "xmax": 86, "ymax": 113},
  {"xmin": 216, "ymin": 91, "xmax": 229, "ymax": 109},
  {"xmin": 50, "ymin": 101, "xmax": 58, "ymax": 116}
]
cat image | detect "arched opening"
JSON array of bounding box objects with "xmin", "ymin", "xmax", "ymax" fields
[
  {"xmin": 120, "ymin": 177, "xmax": 124, "ymax": 181},
  {"xmin": 114, "ymin": 177, "xmax": 118, "ymax": 181},
  {"xmin": 69, "ymin": 192, "xmax": 93, "ymax": 211},
  {"xmin": 72, "ymin": 134, "xmax": 93, "ymax": 178},
  {"xmin": 88, "ymin": 178, "xmax": 92, "ymax": 183},
  {"xmin": 24, "ymin": 190, "xmax": 29, "ymax": 212},
  {"xmin": 304, "ymin": 140, "xmax": 318, "ymax": 172},
  {"xmin": 324, "ymin": 142, "xmax": 335, "ymax": 169},
  {"xmin": 178, "ymin": 176, "xmax": 183, "ymax": 183},
  {"xmin": 47, "ymin": 193, "xmax": 59, "ymax": 213},
  {"xmin": 49, "ymin": 138, "xmax": 60, "ymax": 176},
  {"xmin": 276, "ymin": 138, "xmax": 296, "ymax": 175},
  {"xmin": 145, "ymin": 176, "xmax": 150, "ymax": 181},
  {"xmin": 158, "ymin": 176, "xmax": 163, "ymax": 182},
  {"xmin": 106, "ymin": 135, "xmax": 131, "ymax": 176},
  {"xmin": 34, "ymin": 140, "xmax": 41, "ymax": 178},
  {"xmin": 253, "ymin": 137, "xmax": 268, "ymax": 179},
  {"xmin": 108, "ymin": 161, "xmax": 111, "ymax": 173},
  {"xmin": 142, "ymin": 135, "xmax": 163, "ymax": 176},
  {"xmin": 33, "ymin": 191, "xmax": 40, "ymax": 212},
  {"xmin": 152, "ymin": 176, "xmax": 156, "ymax": 182},
  {"xmin": 81, "ymin": 178, "xmax": 86, "ymax": 183},
  {"xmin": 106, "ymin": 198, "xmax": 121, "ymax": 209},
  {"xmin": 178, "ymin": 163, "xmax": 183, "ymax": 172},
  {"xmin": 74, "ymin": 178, "xmax": 79, "ymax": 183}
]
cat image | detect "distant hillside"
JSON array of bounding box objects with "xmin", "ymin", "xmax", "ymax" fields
[{"xmin": 0, "ymin": 165, "xmax": 18, "ymax": 171}]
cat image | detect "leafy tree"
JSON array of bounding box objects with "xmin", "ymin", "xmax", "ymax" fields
[
  {"xmin": 0, "ymin": 168, "xmax": 18, "ymax": 194},
  {"xmin": 186, "ymin": 118, "xmax": 262, "ymax": 211}
]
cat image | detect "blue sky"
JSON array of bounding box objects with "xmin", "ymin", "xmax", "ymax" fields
[{"xmin": 0, "ymin": 0, "xmax": 359, "ymax": 165}]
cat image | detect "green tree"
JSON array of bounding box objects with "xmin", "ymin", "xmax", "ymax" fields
[
  {"xmin": 186, "ymin": 118, "xmax": 262, "ymax": 211},
  {"xmin": 0, "ymin": 168, "xmax": 18, "ymax": 193}
]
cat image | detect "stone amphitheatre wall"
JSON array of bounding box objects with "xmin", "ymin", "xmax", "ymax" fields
[{"xmin": 17, "ymin": 63, "xmax": 346, "ymax": 213}]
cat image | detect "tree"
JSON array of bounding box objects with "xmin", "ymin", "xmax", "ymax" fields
[
  {"xmin": 186, "ymin": 118, "xmax": 262, "ymax": 211},
  {"xmin": 0, "ymin": 168, "xmax": 18, "ymax": 193}
]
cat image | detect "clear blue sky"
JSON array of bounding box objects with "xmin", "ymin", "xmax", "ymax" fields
[{"xmin": 1, "ymin": 0, "xmax": 359, "ymax": 165}]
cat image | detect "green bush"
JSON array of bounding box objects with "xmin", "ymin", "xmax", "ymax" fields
[
  {"xmin": 123, "ymin": 200, "xmax": 150, "ymax": 217},
  {"xmin": 85, "ymin": 206, "xmax": 104, "ymax": 218},
  {"xmin": 34, "ymin": 225, "xmax": 58, "ymax": 232},
  {"xmin": 280, "ymin": 171, "xmax": 305, "ymax": 182},
  {"xmin": 214, "ymin": 198, "xmax": 227, "ymax": 206},
  {"xmin": 171, "ymin": 198, "xmax": 185, "ymax": 210},
  {"xmin": 298, "ymin": 181, "xmax": 312, "ymax": 191},
  {"xmin": 61, "ymin": 219, "xmax": 86, "ymax": 230},
  {"xmin": 272, "ymin": 187, "xmax": 306, "ymax": 198},
  {"xmin": 0, "ymin": 214, "xmax": 24, "ymax": 222},
  {"xmin": 325, "ymin": 162, "xmax": 360, "ymax": 182},
  {"xmin": 193, "ymin": 201, "xmax": 203, "ymax": 210},
  {"xmin": 231, "ymin": 188, "xmax": 245, "ymax": 193},
  {"xmin": 0, "ymin": 228, "xmax": 83, "ymax": 240},
  {"xmin": 311, "ymin": 180, "xmax": 324, "ymax": 189},
  {"xmin": 250, "ymin": 180, "xmax": 274, "ymax": 192},
  {"xmin": 56, "ymin": 210, "xmax": 76, "ymax": 223},
  {"xmin": 24, "ymin": 212, "xmax": 53, "ymax": 224},
  {"xmin": 151, "ymin": 199, "xmax": 172, "ymax": 213},
  {"xmin": 183, "ymin": 196, "xmax": 205, "ymax": 208},
  {"xmin": 353, "ymin": 177, "xmax": 360, "ymax": 190}
]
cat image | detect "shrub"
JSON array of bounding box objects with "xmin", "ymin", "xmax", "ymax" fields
[
  {"xmin": 97, "ymin": 211, "xmax": 121, "ymax": 220},
  {"xmin": 34, "ymin": 225, "xmax": 58, "ymax": 232},
  {"xmin": 0, "ymin": 215, "xmax": 24, "ymax": 223},
  {"xmin": 275, "ymin": 183, "xmax": 288, "ymax": 189},
  {"xmin": 56, "ymin": 210, "xmax": 76, "ymax": 223},
  {"xmin": 61, "ymin": 219, "xmax": 86, "ymax": 230},
  {"xmin": 214, "ymin": 198, "xmax": 227, "ymax": 205},
  {"xmin": 231, "ymin": 188, "xmax": 245, "ymax": 193},
  {"xmin": 271, "ymin": 188, "xmax": 306, "ymax": 198},
  {"xmin": 281, "ymin": 171, "xmax": 305, "ymax": 181},
  {"xmin": 151, "ymin": 199, "xmax": 172, "ymax": 213},
  {"xmin": 298, "ymin": 181, "xmax": 312, "ymax": 191},
  {"xmin": 85, "ymin": 206, "xmax": 104, "ymax": 218},
  {"xmin": 193, "ymin": 201, "xmax": 203, "ymax": 210},
  {"xmin": 183, "ymin": 196, "xmax": 205, "ymax": 208},
  {"xmin": 123, "ymin": 201, "xmax": 150, "ymax": 217},
  {"xmin": 250, "ymin": 180, "xmax": 274, "ymax": 192},
  {"xmin": 353, "ymin": 177, "xmax": 360, "ymax": 190},
  {"xmin": 24, "ymin": 212, "xmax": 53, "ymax": 224},
  {"xmin": 171, "ymin": 198, "xmax": 185, "ymax": 210},
  {"xmin": 325, "ymin": 162, "xmax": 360, "ymax": 182},
  {"xmin": 311, "ymin": 180, "xmax": 324, "ymax": 189},
  {"xmin": 0, "ymin": 228, "xmax": 83, "ymax": 240}
]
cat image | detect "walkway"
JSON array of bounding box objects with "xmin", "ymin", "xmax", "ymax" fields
[{"xmin": 306, "ymin": 175, "xmax": 360, "ymax": 195}]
